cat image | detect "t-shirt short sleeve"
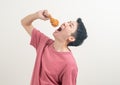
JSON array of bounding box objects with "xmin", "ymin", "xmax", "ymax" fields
[
  {"xmin": 30, "ymin": 28, "xmax": 50, "ymax": 49},
  {"xmin": 61, "ymin": 66, "xmax": 78, "ymax": 85}
]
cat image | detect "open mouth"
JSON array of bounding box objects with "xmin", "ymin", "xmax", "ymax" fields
[{"xmin": 57, "ymin": 27, "xmax": 62, "ymax": 31}]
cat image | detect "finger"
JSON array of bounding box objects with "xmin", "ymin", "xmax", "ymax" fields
[{"xmin": 43, "ymin": 10, "xmax": 50, "ymax": 18}]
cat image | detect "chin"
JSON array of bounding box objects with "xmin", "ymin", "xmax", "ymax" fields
[
  {"xmin": 53, "ymin": 31, "xmax": 58, "ymax": 36},
  {"xmin": 53, "ymin": 32, "xmax": 55, "ymax": 36},
  {"xmin": 53, "ymin": 33, "xmax": 56, "ymax": 38},
  {"xmin": 53, "ymin": 32, "xmax": 60, "ymax": 40}
]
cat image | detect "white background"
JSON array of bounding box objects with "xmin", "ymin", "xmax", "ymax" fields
[{"xmin": 0, "ymin": 0, "xmax": 120, "ymax": 85}]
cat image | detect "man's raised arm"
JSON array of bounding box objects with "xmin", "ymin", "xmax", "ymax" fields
[{"xmin": 21, "ymin": 10, "xmax": 49, "ymax": 36}]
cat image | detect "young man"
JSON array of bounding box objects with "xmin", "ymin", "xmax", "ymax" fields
[{"xmin": 21, "ymin": 10, "xmax": 87, "ymax": 85}]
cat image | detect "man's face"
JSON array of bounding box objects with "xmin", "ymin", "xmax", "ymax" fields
[{"xmin": 53, "ymin": 21, "xmax": 78, "ymax": 42}]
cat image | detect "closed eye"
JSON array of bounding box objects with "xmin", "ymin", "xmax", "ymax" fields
[
  {"xmin": 69, "ymin": 24, "xmax": 72, "ymax": 27},
  {"xmin": 68, "ymin": 21, "xmax": 74, "ymax": 27},
  {"xmin": 69, "ymin": 22, "xmax": 74, "ymax": 28}
]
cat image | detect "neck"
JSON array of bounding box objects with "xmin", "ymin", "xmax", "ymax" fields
[{"xmin": 53, "ymin": 40, "xmax": 70, "ymax": 52}]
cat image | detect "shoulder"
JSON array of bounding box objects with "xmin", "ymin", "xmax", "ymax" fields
[
  {"xmin": 59, "ymin": 59, "xmax": 78, "ymax": 79},
  {"xmin": 30, "ymin": 28, "xmax": 54, "ymax": 49},
  {"xmin": 32, "ymin": 28, "xmax": 52, "ymax": 42},
  {"xmin": 64, "ymin": 55, "xmax": 78, "ymax": 72},
  {"xmin": 65, "ymin": 53, "xmax": 77, "ymax": 67}
]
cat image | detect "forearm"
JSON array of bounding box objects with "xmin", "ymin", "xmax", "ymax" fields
[
  {"xmin": 21, "ymin": 10, "xmax": 49, "ymax": 36},
  {"xmin": 21, "ymin": 12, "xmax": 38, "ymax": 26}
]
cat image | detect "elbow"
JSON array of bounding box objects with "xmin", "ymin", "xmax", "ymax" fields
[
  {"xmin": 21, "ymin": 19, "xmax": 30, "ymax": 30},
  {"xmin": 21, "ymin": 19, "xmax": 26, "ymax": 26},
  {"xmin": 21, "ymin": 18, "xmax": 31, "ymax": 28},
  {"xmin": 21, "ymin": 17, "xmax": 30, "ymax": 26}
]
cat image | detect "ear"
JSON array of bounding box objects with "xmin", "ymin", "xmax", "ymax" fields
[{"xmin": 68, "ymin": 36, "xmax": 75, "ymax": 42}]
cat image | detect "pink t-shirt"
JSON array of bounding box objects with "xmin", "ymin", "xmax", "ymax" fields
[{"xmin": 30, "ymin": 28, "xmax": 78, "ymax": 85}]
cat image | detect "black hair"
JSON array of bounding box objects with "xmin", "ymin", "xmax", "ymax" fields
[{"xmin": 68, "ymin": 18, "xmax": 88, "ymax": 46}]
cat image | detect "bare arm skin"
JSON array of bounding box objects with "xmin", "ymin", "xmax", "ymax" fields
[{"xmin": 21, "ymin": 10, "xmax": 50, "ymax": 36}]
